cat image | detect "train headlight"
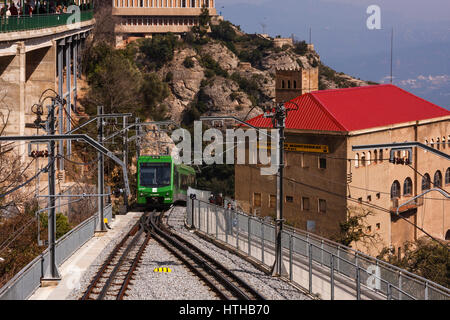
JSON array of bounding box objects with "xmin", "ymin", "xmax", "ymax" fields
[
  {"xmin": 140, "ymin": 193, "xmax": 144, "ymax": 197},
  {"xmin": 165, "ymin": 192, "xmax": 169, "ymax": 196}
]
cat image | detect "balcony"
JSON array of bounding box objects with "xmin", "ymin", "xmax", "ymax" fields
[{"xmin": 0, "ymin": 10, "xmax": 93, "ymax": 34}]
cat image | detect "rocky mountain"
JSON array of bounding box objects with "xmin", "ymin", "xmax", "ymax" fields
[{"xmin": 136, "ymin": 20, "xmax": 374, "ymax": 125}]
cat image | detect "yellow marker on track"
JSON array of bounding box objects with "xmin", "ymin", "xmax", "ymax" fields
[{"xmin": 154, "ymin": 267, "xmax": 172, "ymax": 273}]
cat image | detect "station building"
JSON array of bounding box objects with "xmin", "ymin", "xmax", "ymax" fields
[
  {"xmin": 235, "ymin": 84, "xmax": 450, "ymax": 256},
  {"xmin": 112, "ymin": 0, "xmax": 220, "ymax": 46}
]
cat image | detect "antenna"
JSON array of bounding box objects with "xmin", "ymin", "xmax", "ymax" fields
[
  {"xmin": 390, "ymin": 27, "xmax": 394, "ymax": 84},
  {"xmin": 309, "ymin": 27, "xmax": 312, "ymax": 44}
]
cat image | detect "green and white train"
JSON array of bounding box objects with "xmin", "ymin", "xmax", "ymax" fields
[{"xmin": 137, "ymin": 155, "xmax": 196, "ymax": 208}]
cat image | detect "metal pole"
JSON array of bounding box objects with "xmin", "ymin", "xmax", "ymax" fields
[
  {"xmin": 135, "ymin": 118, "xmax": 141, "ymax": 160},
  {"xmin": 248, "ymin": 216, "xmax": 251, "ymax": 256},
  {"xmin": 57, "ymin": 41, "xmax": 64, "ymax": 172},
  {"xmin": 261, "ymin": 222, "xmax": 265, "ymax": 264},
  {"xmin": 289, "ymin": 234, "xmax": 293, "ymax": 281},
  {"xmin": 309, "ymin": 243, "xmax": 313, "ymax": 294},
  {"xmin": 43, "ymin": 102, "xmax": 60, "ymax": 281},
  {"xmin": 66, "ymin": 37, "xmax": 72, "ymax": 157},
  {"xmin": 273, "ymin": 103, "xmax": 285, "ymax": 276},
  {"xmin": 97, "ymin": 106, "xmax": 105, "ymax": 232},
  {"xmin": 331, "ymin": 254, "xmax": 335, "ymax": 300},
  {"xmin": 215, "ymin": 205, "xmax": 218, "ymax": 239},
  {"xmin": 122, "ymin": 116, "xmax": 128, "ymax": 211}
]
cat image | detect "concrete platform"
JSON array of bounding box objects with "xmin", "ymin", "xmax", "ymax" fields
[{"xmin": 28, "ymin": 212, "xmax": 143, "ymax": 300}]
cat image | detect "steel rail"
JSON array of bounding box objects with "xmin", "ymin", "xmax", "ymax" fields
[
  {"xmin": 80, "ymin": 214, "xmax": 145, "ymax": 300},
  {"xmin": 149, "ymin": 211, "xmax": 265, "ymax": 300}
]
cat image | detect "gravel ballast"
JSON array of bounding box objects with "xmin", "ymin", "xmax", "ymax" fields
[{"xmin": 164, "ymin": 206, "xmax": 311, "ymax": 300}]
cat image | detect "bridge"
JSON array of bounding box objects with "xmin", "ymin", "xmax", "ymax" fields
[{"xmin": 0, "ymin": 2, "xmax": 94, "ymax": 162}]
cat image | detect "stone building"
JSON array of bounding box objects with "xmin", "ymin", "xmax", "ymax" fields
[
  {"xmin": 112, "ymin": 0, "xmax": 219, "ymax": 46},
  {"xmin": 235, "ymin": 84, "xmax": 450, "ymax": 256},
  {"xmin": 275, "ymin": 68, "xmax": 319, "ymax": 103}
]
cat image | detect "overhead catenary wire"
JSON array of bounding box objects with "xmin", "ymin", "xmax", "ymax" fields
[{"xmin": 0, "ymin": 159, "xmax": 53, "ymax": 199}]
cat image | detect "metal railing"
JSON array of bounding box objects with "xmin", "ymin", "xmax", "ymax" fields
[
  {"xmin": 0, "ymin": 204, "xmax": 112, "ymax": 300},
  {"xmin": 0, "ymin": 10, "xmax": 93, "ymax": 33},
  {"xmin": 187, "ymin": 197, "xmax": 450, "ymax": 300}
]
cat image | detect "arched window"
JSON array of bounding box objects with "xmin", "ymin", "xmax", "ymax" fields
[
  {"xmin": 422, "ymin": 173, "xmax": 431, "ymax": 191},
  {"xmin": 288, "ymin": 80, "xmax": 291, "ymax": 89},
  {"xmin": 281, "ymin": 80, "xmax": 285, "ymax": 89},
  {"xmin": 403, "ymin": 178, "xmax": 413, "ymax": 196},
  {"xmin": 431, "ymin": 139, "xmax": 434, "ymax": 148},
  {"xmin": 294, "ymin": 80, "xmax": 297, "ymax": 89},
  {"xmin": 373, "ymin": 150, "xmax": 378, "ymax": 164},
  {"xmin": 355, "ymin": 153, "xmax": 359, "ymax": 168},
  {"xmin": 391, "ymin": 181, "xmax": 401, "ymax": 199},
  {"xmin": 434, "ymin": 170, "xmax": 442, "ymax": 187},
  {"xmin": 379, "ymin": 149, "xmax": 383, "ymax": 162},
  {"xmin": 436, "ymin": 137, "xmax": 440, "ymax": 150},
  {"xmin": 443, "ymin": 137, "xmax": 446, "ymax": 149},
  {"xmin": 446, "ymin": 168, "xmax": 450, "ymax": 185},
  {"xmin": 446, "ymin": 230, "xmax": 450, "ymax": 241},
  {"xmin": 191, "ymin": 0, "xmax": 195, "ymax": 7},
  {"xmin": 367, "ymin": 151, "xmax": 371, "ymax": 165},
  {"xmin": 361, "ymin": 152, "xmax": 366, "ymax": 166}
]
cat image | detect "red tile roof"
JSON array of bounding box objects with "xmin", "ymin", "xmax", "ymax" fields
[{"xmin": 246, "ymin": 85, "xmax": 450, "ymax": 132}]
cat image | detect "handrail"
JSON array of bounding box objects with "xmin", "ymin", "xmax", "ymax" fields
[
  {"xmin": 0, "ymin": 10, "xmax": 93, "ymax": 33},
  {"xmin": 194, "ymin": 198, "xmax": 450, "ymax": 299}
]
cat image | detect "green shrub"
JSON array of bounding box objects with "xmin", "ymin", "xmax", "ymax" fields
[
  {"xmin": 210, "ymin": 20, "xmax": 237, "ymax": 42},
  {"xmin": 293, "ymin": 40, "xmax": 308, "ymax": 55},
  {"xmin": 165, "ymin": 71, "xmax": 174, "ymax": 82},
  {"xmin": 139, "ymin": 73, "xmax": 170, "ymax": 120},
  {"xmin": 140, "ymin": 34, "xmax": 178, "ymax": 70},
  {"xmin": 200, "ymin": 54, "xmax": 228, "ymax": 78},
  {"xmin": 39, "ymin": 213, "xmax": 71, "ymax": 240},
  {"xmin": 183, "ymin": 56, "xmax": 195, "ymax": 68}
]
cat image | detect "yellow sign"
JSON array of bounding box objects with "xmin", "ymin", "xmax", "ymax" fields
[
  {"xmin": 258, "ymin": 143, "xmax": 329, "ymax": 153},
  {"xmin": 284, "ymin": 143, "xmax": 329, "ymax": 153},
  {"xmin": 154, "ymin": 267, "xmax": 172, "ymax": 273}
]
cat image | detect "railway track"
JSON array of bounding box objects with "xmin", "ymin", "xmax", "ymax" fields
[
  {"xmin": 81, "ymin": 213, "xmax": 151, "ymax": 300},
  {"xmin": 148, "ymin": 210, "xmax": 266, "ymax": 301}
]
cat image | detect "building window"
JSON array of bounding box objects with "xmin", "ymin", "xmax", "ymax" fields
[
  {"xmin": 391, "ymin": 180, "xmax": 401, "ymax": 199},
  {"xmin": 367, "ymin": 151, "xmax": 371, "ymax": 165},
  {"xmin": 301, "ymin": 154, "xmax": 309, "ymax": 168},
  {"xmin": 443, "ymin": 137, "xmax": 446, "ymax": 149},
  {"xmin": 319, "ymin": 157, "xmax": 327, "ymax": 169},
  {"xmin": 318, "ymin": 199, "xmax": 326, "ymax": 213},
  {"xmin": 437, "ymin": 138, "xmax": 440, "ymax": 150},
  {"xmin": 403, "ymin": 177, "xmax": 413, "ymax": 196},
  {"xmin": 379, "ymin": 149, "xmax": 383, "ymax": 162},
  {"xmin": 373, "ymin": 150, "xmax": 378, "ymax": 164},
  {"xmin": 253, "ymin": 193, "xmax": 261, "ymax": 208},
  {"xmin": 366, "ymin": 226, "xmax": 372, "ymax": 233},
  {"xmin": 288, "ymin": 80, "xmax": 291, "ymax": 89},
  {"xmin": 269, "ymin": 194, "xmax": 276, "ymax": 208},
  {"xmin": 376, "ymin": 223, "xmax": 381, "ymax": 230},
  {"xmin": 358, "ymin": 197, "xmax": 363, "ymax": 203},
  {"xmin": 431, "ymin": 139, "xmax": 434, "ymax": 148},
  {"xmin": 434, "ymin": 170, "xmax": 442, "ymax": 188},
  {"xmin": 361, "ymin": 152, "xmax": 366, "ymax": 166},
  {"xmin": 355, "ymin": 153, "xmax": 359, "ymax": 168},
  {"xmin": 281, "ymin": 80, "xmax": 285, "ymax": 89},
  {"xmin": 302, "ymin": 197, "xmax": 310, "ymax": 211},
  {"xmin": 294, "ymin": 80, "xmax": 297, "ymax": 89},
  {"xmin": 286, "ymin": 196, "xmax": 294, "ymax": 203},
  {"xmin": 307, "ymin": 220, "xmax": 316, "ymax": 232},
  {"xmin": 367, "ymin": 195, "xmax": 372, "ymax": 202},
  {"xmin": 422, "ymin": 173, "xmax": 431, "ymax": 191},
  {"xmin": 191, "ymin": 0, "xmax": 195, "ymax": 7},
  {"xmin": 445, "ymin": 168, "xmax": 450, "ymax": 185},
  {"xmin": 376, "ymin": 192, "xmax": 381, "ymax": 199}
]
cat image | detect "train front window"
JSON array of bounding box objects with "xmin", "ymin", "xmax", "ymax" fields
[{"xmin": 140, "ymin": 163, "xmax": 171, "ymax": 188}]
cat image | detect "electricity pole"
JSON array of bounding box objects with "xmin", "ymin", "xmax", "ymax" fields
[
  {"xmin": 123, "ymin": 115, "xmax": 129, "ymax": 211},
  {"xmin": 97, "ymin": 106, "xmax": 105, "ymax": 232},
  {"xmin": 43, "ymin": 100, "xmax": 60, "ymax": 282}
]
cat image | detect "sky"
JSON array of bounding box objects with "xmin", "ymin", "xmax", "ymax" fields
[{"xmin": 216, "ymin": 0, "xmax": 450, "ymax": 109}]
